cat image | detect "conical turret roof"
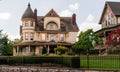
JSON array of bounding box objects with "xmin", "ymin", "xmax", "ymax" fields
[{"xmin": 21, "ymin": 3, "xmax": 35, "ymax": 19}]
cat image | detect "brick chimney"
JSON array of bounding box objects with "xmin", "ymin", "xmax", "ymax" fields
[
  {"xmin": 34, "ymin": 8, "xmax": 37, "ymax": 25},
  {"xmin": 72, "ymin": 13, "xmax": 76, "ymax": 25}
]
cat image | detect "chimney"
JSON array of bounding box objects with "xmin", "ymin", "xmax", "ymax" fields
[
  {"xmin": 72, "ymin": 13, "xmax": 76, "ymax": 25},
  {"xmin": 34, "ymin": 8, "xmax": 37, "ymax": 25},
  {"xmin": 34, "ymin": 8, "xmax": 37, "ymax": 18}
]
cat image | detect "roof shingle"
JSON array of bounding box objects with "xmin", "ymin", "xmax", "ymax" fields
[
  {"xmin": 107, "ymin": 2, "xmax": 120, "ymax": 16},
  {"xmin": 21, "ymin": 3, "xmax": 35, "ymax": 19}
]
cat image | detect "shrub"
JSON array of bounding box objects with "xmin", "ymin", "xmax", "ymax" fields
[
  {"xmin": 71, "ymin": 56, "xmax": 80, "ymax": 68},
  {"xmin": 0, "ymin": 56, "xmax": 80, "ymax": 68},
  {"xmin": 67, "ymin": 52, "xmax": 75, "ymax": 56},
  {"xmin": 54, "ymin": 46, "xmax": 68, "ymax": 54},
  {"xmin": 42, "ymin": 47, "xmax": 47, "ymax": 54}
]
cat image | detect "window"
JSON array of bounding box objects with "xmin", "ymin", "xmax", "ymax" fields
[
  {"xmin": 49, "ymin": 34, "xmax": 56, "ymax": 41},
  {"xmin": 25, "ymin": 33, "xmax": 29, "ymax": 40},
  {"xmin": 60, "ymin": 34, "xmax": 64, "ymax": 41},
  {"xmin": 47, "ymin": 23, "xmax": 57, "ymax": 30},
  {"xmin": 30, "ymin": 33, "xmax": 34, "ymax": 40},
  {"xmin": 30, "ymin": 22, "xmax": 33, "ymax": 27},
  {"xmin": 25, "ymin": 22, "xmax": 29, "ymax": 27},
  {"xmin": 42, "ymin": 34, "xmax": 45, "ymax": 40}
]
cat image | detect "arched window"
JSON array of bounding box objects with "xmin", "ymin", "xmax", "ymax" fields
[{"xmin": 47, "ymin": 22, "xmax": 57, "ymax": 30}]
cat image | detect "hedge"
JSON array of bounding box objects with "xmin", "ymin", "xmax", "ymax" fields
[{"xmin": 0, "ymin": 56, "xmax": 80, "ymax": 68}]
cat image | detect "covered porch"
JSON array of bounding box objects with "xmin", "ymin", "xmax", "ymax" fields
[
  {"xmin": 95, "ymin": 24, "xmax": 120, "ymax": 55},
  {"xmin": 13, "ymin": 41, "xmax": 73, "ymax": 56}
]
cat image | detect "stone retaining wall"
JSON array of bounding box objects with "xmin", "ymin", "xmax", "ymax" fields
[{"xmin": 0, "ymin": 65, "xmax": 119, "ymax": 72}]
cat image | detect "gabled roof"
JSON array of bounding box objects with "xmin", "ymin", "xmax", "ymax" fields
[
  {"xmin": 107, "ymin": 2, "xmax": 120, "ymax": 16},
  {"xmin": 99, "ymin": 1, "xmax": 120, "ymax": 24},
  {"xmin": 21, "ymin": 3, "xmax": 35, "ymax": 19},
  {"xmin": 45, "ymin": 9, "xmax": 60, "ymax": 17},
  {"xmin": 36, "ymin": 16, "xmax": 79, "ymax": 32}
]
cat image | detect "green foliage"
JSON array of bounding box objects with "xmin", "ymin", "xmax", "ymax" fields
[
  {"xmin": 0, "ymin": 30, "xmax": 21, "ymax": 56},
  {"xmin": 0, "ymin": 56, "xmax": 80, "ymax": 68},
  {"xmin": 12, "ymin": 38, "xmax": 20, "ymax": 44},
  {"xmin": 42, "ymin": 47, "xmax": 47, "ymax": 54},
  {"xmin": 73, "ymin": 29, "xmax": 101, "ymax": 54},
  {"xmin": 54, "ymin": 46, "xmax": 68, "ymax": 54},
  {"xmin": 71, "ymin": 56, "xmax": 80, "ymax": 68},
  {"xmin": 0, "ymin": 36, "xmax": 13, "ymax": 56}
]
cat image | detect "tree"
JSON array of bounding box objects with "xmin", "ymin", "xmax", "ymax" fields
[
  {"xmin": 73, "ymin": 29, "xmax": 100, "ymax": 55},
  {"xmin": 0, "ymin": 30, "xmax": 18, "ymax": 56},
  {"xmin": 0, "ymin": 35, "xmax": 13, "ymax": 56},
  {"xmin": 0, "ymin": 30, "xmax": 3, "ymax": 55},
  {"xmin": 12, "ymin": 38, "xmax": 20, "ymax": 44},
  {"xmin": 54, "ymin": 46, "xmax": 68, "ymax": 54}
]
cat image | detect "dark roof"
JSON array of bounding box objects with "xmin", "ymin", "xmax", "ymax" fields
[
  {"xmin": 14, "ymin": 41, "xmax": 73, "ymax": 46},
  {"xmin": 35, "ymin": 16, "xmax": 79, "ymax": 32},
  {"xmin": 61, "ymin": 17, "xmax": 79, "ymax": 31},
  {"xmin": 99, "ymin": 2, "xmax": 120, "ymax": 24},
  {"xmin": 107, "ymin": 2, "xmax": 120, "ymax": 16},
  {"xmin": 21, "ymin": 3, "xmax": 35, "ymax": 19},
  {"xmin": 95, "ymin": 23, "xmax": 120, "ymax": 34},
  {"xmin": 20, "ymin": 4, "xmax": 79, "ymax": 32}
]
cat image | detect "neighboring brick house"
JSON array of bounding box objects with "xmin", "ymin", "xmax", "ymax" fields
[
  {"xmin": 13, "ymin": 3, "xmax": 79, "ymax": 56},
  {"xmin": 96, "ymin": 2, "xmax": 120, "ymax": 49}
]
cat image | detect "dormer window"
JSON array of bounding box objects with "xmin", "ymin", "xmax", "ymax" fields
[{"xmin": 47, "ymin": 22, "xmax": 57, "ymax": 30}]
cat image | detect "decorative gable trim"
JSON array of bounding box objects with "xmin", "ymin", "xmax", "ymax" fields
[{"xmin": 45, "ymin": 9, "xmax": 60, "ymax": 17}]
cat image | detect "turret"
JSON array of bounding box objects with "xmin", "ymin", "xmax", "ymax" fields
[
  {"xmin": 21, "ymin": 3, "xmax": 35, "ymax": 19},
  {"xmin": 21, "ymin": 3, "xmax": 35, "ymax": 42}
]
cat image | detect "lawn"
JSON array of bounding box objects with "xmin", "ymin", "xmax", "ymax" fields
[{"xmin": 80, "ymin": 55, "xmax": 120, "ymax": 70}]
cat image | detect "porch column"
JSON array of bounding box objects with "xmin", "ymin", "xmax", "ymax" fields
[
  {"xmin": 35, "ymin": 46, "xmax": 40, "ymax": 55},
  {"xmin": 103, "ymin": 31, "xmax": 106, "ymax": 46},
  {"xmin": 56, "ymin": 45, "xmax": 59, "ymax": 54},
  {"xmin": 28, "ymin": 45, "xmax": 30, "ymax": 54},
  {"xmin": 17, "ymin": 46, "xmax": 19, "ymax": 55},
  {"xmin": 13, "ymin": 46, "xmax": 17, "ymax": 56},
  {"xmin": 47, "ymin": 45, "xmax": 49, "ymax": 54},
  {"xmin": 40, "ymin": 46, "xmax": 43, "ymax": 55}
]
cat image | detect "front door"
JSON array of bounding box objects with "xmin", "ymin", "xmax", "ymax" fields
[{"xmin": 49, "ymin": 45, "xmax": 57, "ymax": 53}]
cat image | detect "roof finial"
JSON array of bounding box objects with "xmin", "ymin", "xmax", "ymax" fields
[{"xmin": 28, "ymin": 2, "xmax": 30, "ymax": 7}]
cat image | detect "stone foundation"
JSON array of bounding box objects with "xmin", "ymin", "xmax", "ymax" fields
[{"xmin": 0, "ymin": 65, "xmax": 119, "ymax": 72}]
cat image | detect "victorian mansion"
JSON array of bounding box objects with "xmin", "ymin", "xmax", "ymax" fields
[{"xmin": 13, "ymin": 3, "xmax": 79, "ymax": 56}]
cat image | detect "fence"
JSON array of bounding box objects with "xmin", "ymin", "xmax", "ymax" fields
[{"xmin": 81, "ymin": 55, "xmax": 120, "ymax": 70}]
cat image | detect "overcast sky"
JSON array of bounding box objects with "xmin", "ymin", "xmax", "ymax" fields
[{"xmin": 0, "ymin": 0, "xmax": 120, "ymax": 40}]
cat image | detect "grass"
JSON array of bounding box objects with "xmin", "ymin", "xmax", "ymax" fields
[{"xmin": 80, "ymin": 55, "xmax": 120, "ymax": 70}]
